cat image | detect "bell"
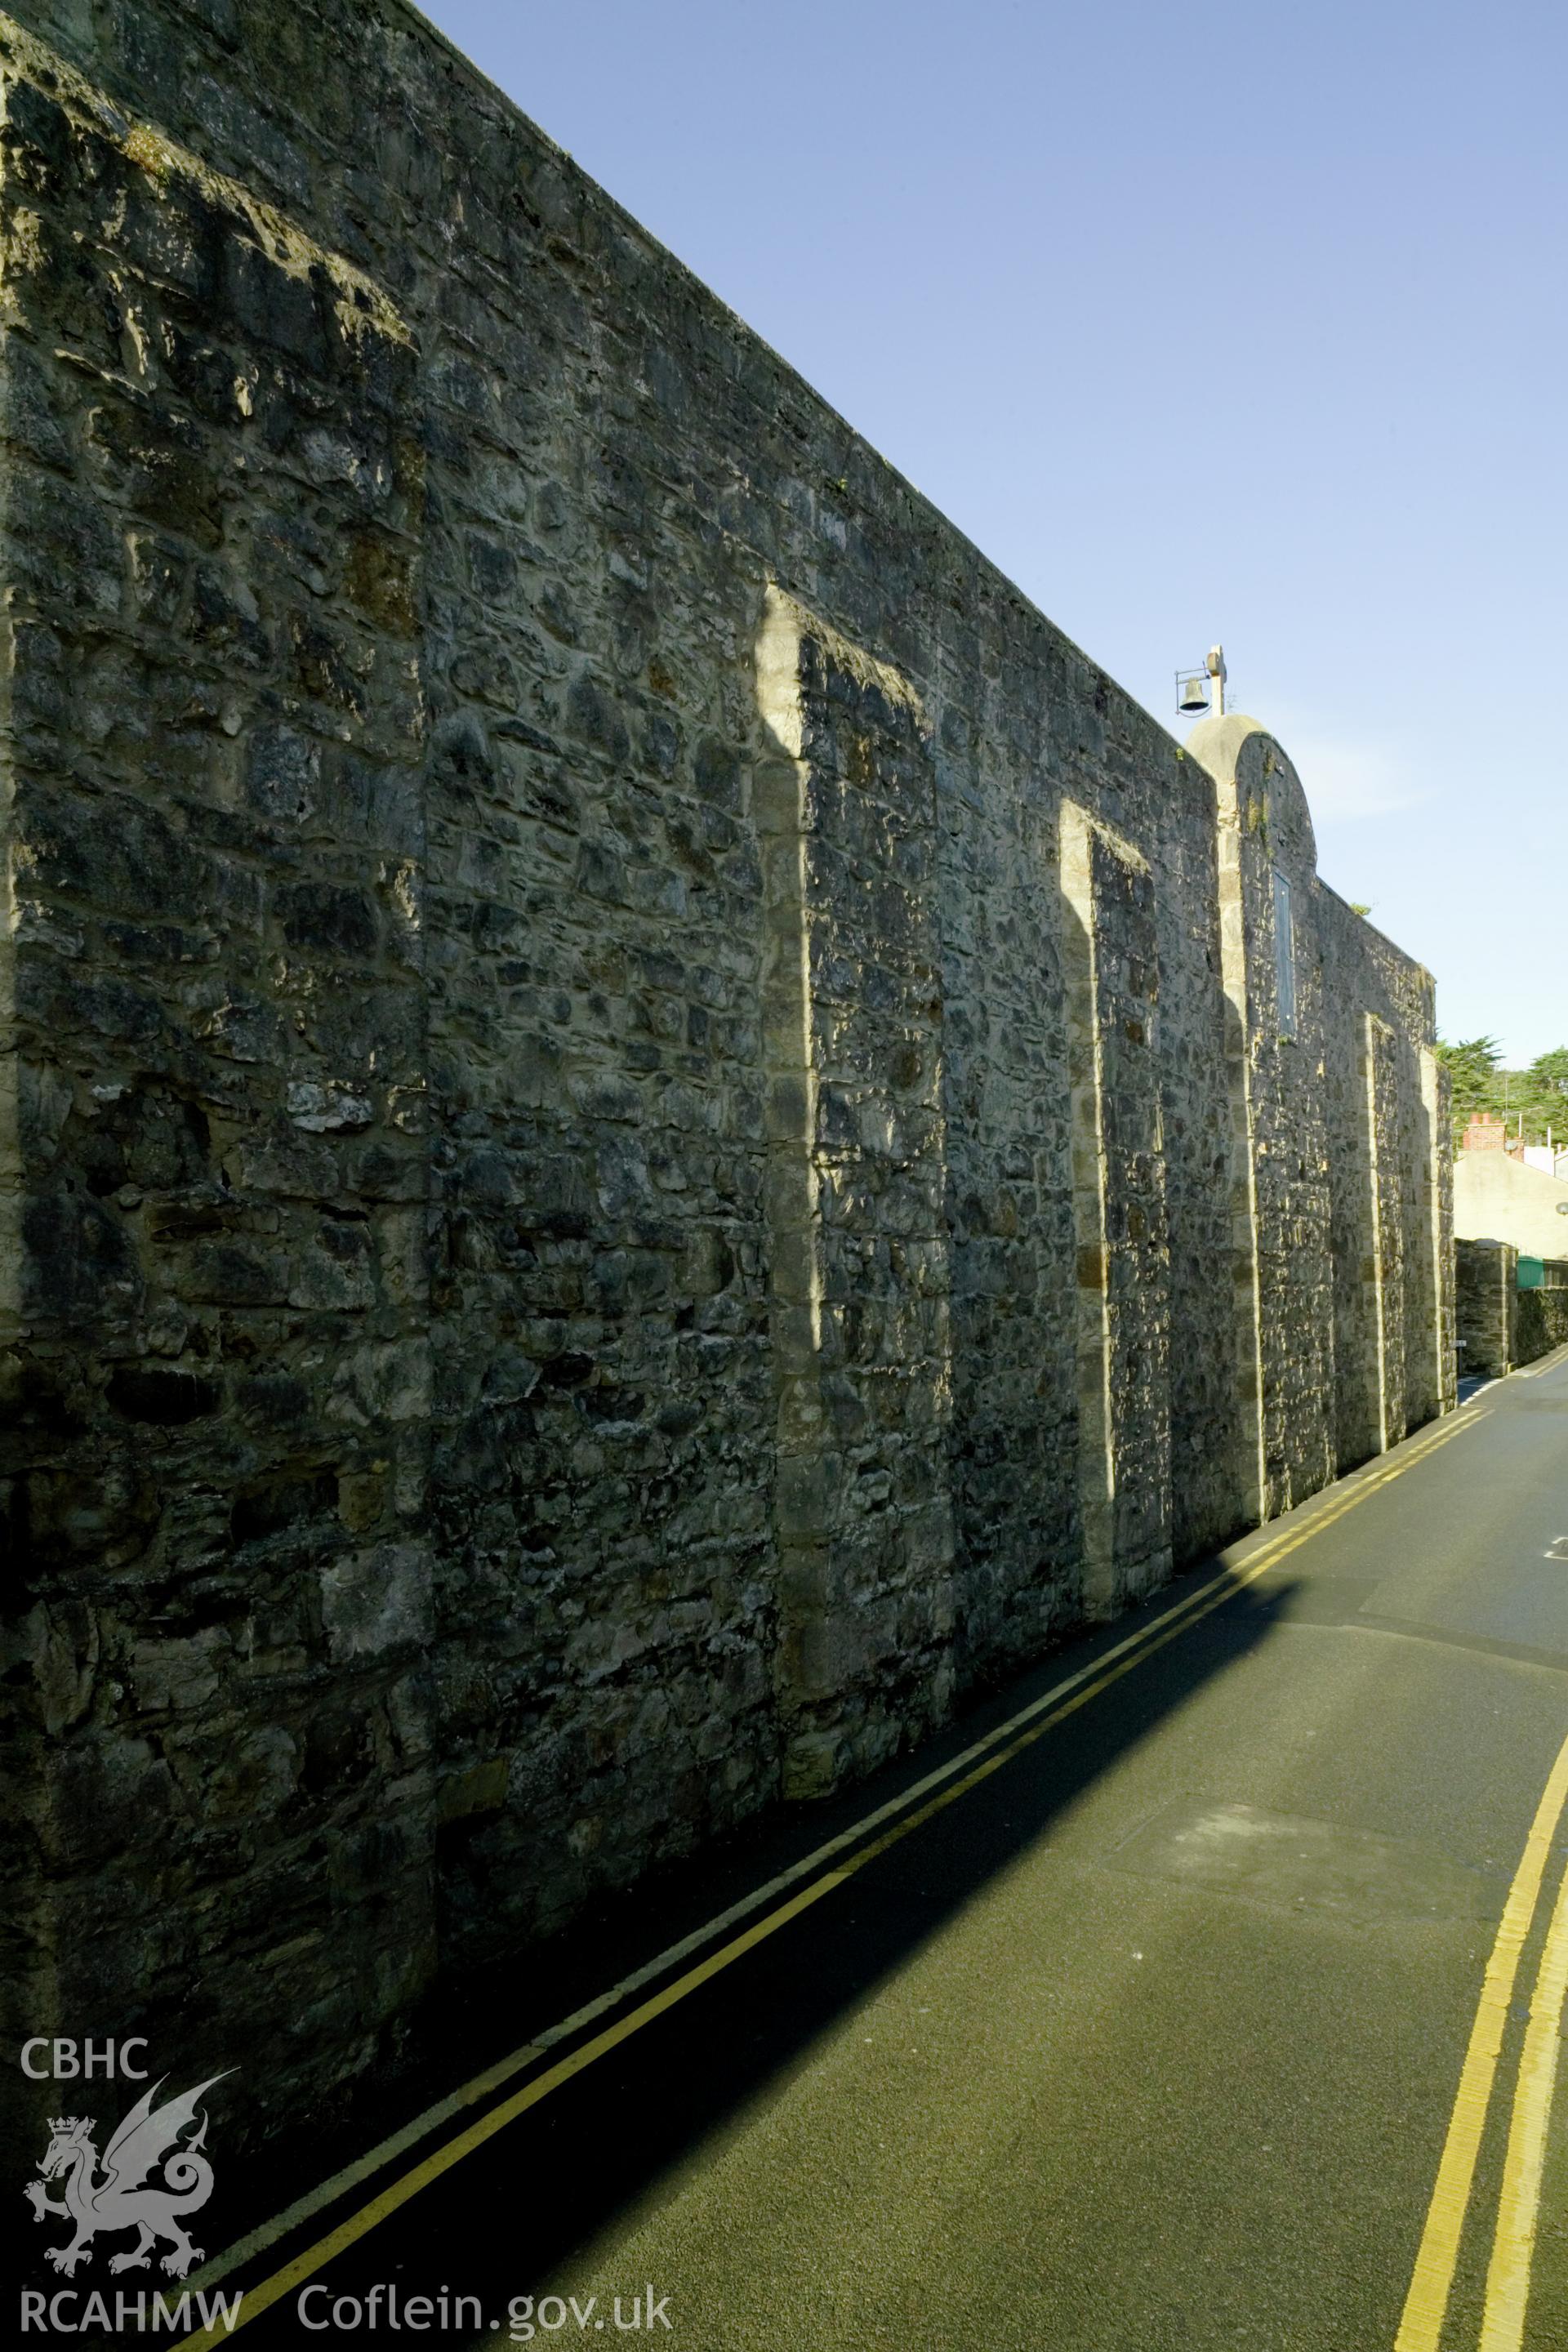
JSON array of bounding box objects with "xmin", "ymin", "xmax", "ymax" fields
[{"xmin": 1177, "ymin": 673, "xmax": 1209, "ymax": 715}]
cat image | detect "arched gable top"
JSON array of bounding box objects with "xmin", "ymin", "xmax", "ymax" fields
[{"xmin": 1184, "ymin": 712, "xmax": 1317, "ymax": 882}]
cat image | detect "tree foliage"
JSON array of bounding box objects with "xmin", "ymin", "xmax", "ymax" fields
[{"xmin": 1436, "ymin": 1036, "xmax": 1568, "ymax": 1153}]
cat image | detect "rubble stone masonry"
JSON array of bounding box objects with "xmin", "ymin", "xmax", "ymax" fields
[{"xmin": 0, "ymin": 0, "xmax": 1454, "ymax": 2145}]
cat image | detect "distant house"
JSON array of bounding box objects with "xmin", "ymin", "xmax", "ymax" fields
[{"xmin": 1454, "ymin": 1143, "xmax": 1568, "ymax": 1256}]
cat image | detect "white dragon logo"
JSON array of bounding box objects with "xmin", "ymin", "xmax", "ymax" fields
[{"xmin": 24, "ymin": 2074, "xmax": 230, "ymax": 2278}]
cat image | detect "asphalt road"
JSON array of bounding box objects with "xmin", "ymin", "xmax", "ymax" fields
[{"xmin": 166, "ymin": 1355, "xmax": 1568, "ymax": 2352}]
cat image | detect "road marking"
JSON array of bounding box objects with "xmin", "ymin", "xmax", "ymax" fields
[
  {"xmin": 1517, "ymin": 1343, "xmax": 1568, "ymax": 1381},
  {"xmin": 1393, "ymin": 1726, "xmax": 1568, "ymax": 2352},
  {"xmin": 172, "ymin": 1404, "xmax": 1490, "ymax": 2350},
  {"xmin": 1477, "ymin": 1836, "xmax": 1568, "ymax": 2352},
  {"xmin": 178, "ymin": 1399, "xmax": 1489, "ymax": 2313}
]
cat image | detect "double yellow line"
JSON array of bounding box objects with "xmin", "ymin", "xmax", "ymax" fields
[
  {"xmin": 1396, "ymin": 1723, "xmax": 1568, "ymax": 2352},
  {"xmin": 177, "ymin": 1401, "xmax": 1492, "ymax": 2350}
]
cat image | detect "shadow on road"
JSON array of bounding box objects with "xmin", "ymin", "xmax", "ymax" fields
[{"xmin": 193, "ymin": 1563, "xmax": 1299, "ymax": 2346}]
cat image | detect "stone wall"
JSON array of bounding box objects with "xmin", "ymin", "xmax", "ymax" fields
[
  {"xmin": 1186, "ymin": 719, "xmax": 1452, "ymax": 1513},
  {"xmin": 1456, "ymin": 1239, "xmax": 1568, "ymax": 1374},
  {"xmin": 1516, "ymin": 1284, "xmax": 1568, "ymax": 1365},
  {"xmin": 1455, "ymin": 1239, "xmax": 1516, "ymax": 1378},
  {"xmin": 0, "ymin": 0, "xmax": 1454, "ymax": 2144}
]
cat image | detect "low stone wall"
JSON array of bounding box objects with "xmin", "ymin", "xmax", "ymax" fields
[
  {"xmin": 1455, "ymin": 1238, "xmax": 1568, "ymax": 1372},
  {"xmin": 1517, "ymin": 1285, "xmax": 1568, "ymax": 1364}
]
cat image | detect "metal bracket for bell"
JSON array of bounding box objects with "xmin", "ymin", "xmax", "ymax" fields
[{"xmin": 1176, "ymin": 644, "xmax": 1227, "ymax": 719}]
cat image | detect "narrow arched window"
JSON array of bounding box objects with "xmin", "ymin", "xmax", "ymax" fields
[{"xmin": 1272, "ymin": 870, "xmax": 1296, "ymax": 1039}]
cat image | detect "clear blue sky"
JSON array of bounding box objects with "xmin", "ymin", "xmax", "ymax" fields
[{"xmin": 417, "ymin": 0, "xmax": 1566, "ymax": 1064}]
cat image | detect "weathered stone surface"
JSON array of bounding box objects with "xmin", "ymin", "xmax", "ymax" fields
[
  {"xmin": 1455, "ymin": 1238, "xmax": 1568, "ymax": 1375},
  {"xmin": 0, "ymin": 7, "xmax": 434, "ymax": 2145},
  {"xmin": 1456, "ymin": 1239, "xmax": 1517, "ymax": 1379},
  {"xmin": 0, "ymin": 0, "xmax": 1454, "ymax": 2152}
]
